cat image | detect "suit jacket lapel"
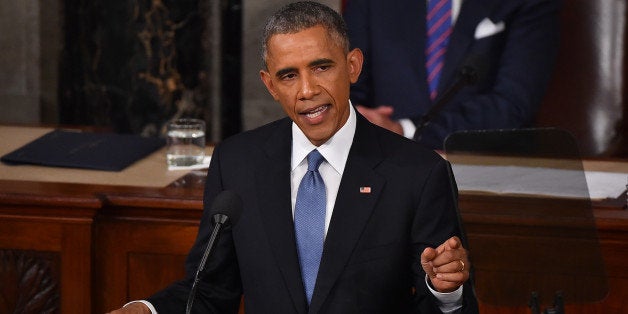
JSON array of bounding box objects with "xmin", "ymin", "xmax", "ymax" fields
[
  {"xmin": 440, "ymin": 0, "xmax": 496, "ymax": 93},
  {"xmin": 309, "ymin": 116, "xmax": 386, "ymax": 313},
  {"xmin": 255, "ymin": 118, "xmax": 308, "ymax": 313}
]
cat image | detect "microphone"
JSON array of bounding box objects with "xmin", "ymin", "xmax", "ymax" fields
[
  {"xmin": 186, "ymin": 190, "xmax": 243, "ymax": 314},
  {"xmin": 414, "ymin": 55, "xmax": 487, "ymax": 141}
]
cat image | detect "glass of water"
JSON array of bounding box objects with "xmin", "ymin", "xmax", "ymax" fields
[{"xmin": 166, "ymin": 118, "xmax": 206, "ymax": 167}]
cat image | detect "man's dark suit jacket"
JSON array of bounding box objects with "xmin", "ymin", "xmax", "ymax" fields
[
  {"xmin": 344, "ymin": 0, "xmax": 560, "ymax": 149},
  {"xmin": 148, "ymin": 113, "xmax": 479, "ymax": 313}
]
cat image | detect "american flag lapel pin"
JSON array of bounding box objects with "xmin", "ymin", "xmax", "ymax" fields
[{"xmin": 359, "ymin": 186, "xmax": 371, "ymax": 194}]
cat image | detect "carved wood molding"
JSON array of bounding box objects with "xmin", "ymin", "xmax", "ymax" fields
[{"xmin": 0, "ymin": 250, "xmax": 59, "ymax": 314}]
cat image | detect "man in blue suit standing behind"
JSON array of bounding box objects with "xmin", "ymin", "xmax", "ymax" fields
[{"xmin": 343, "ymin": 0, "xmax": 560, "ymax": 149}]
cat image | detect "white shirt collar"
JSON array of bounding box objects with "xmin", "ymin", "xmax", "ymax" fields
[{"xmin": 291, "ymin": 101, "xmax": 356, "ymax": 175}]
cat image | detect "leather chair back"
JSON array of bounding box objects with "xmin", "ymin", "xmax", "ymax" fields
[{"xmin": 536, "ymin": 0, "xmax": 627, "ymax": 157}]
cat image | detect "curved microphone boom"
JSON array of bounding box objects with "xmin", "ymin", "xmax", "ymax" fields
[
  {"xmin": 414, "ymin": 55, "xmax": 487, "ymax": 141},
  {"xmin": 186, "ymin": 190, "xmax": 243, "ymax": 314}
]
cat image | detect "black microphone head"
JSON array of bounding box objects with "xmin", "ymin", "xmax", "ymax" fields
[
  {"xmin": 459, "ymin": 54, "xmax": 488, "ymax": 85},
  {"xmin": 210, "ymin": 190, "xmax": 243, "ymax": 226}
]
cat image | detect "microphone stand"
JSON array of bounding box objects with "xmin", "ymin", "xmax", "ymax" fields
[
  {"xmin": 185, "ymin": 214, "xmax": 229, "ymax": 314},
  {"xmin": 528, "ymin": 291, "xmax": 565, "ymax": 314},
  {"xmin": 414, "ymin": 65, "xmax": 479, "ymax": 141}
]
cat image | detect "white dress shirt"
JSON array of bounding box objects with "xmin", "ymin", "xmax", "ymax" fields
[{"xmin": 290, "ymin": 102, "xmax": 356, "ymax": 236}]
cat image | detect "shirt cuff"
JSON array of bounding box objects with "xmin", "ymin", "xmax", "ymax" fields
[
  {"xmin": 424, "ymin": 275, "xmax": 463, "ymax": 313},
  {"xmin": 398, "ymin": 118, "xmax": 416, "ymax": 139},
  {"xmin": 124, "ymin": 300, "xmax": 158, "ymax": 314}
]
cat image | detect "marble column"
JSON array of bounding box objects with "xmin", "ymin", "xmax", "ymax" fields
[{"xmin": 59, "ymin": 0, "xmax": 216, "ymax": 138}]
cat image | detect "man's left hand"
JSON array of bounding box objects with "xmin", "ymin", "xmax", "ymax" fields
[{"xmin": 420, "ymin": 236, "xmax": 470, "ymax": 293}]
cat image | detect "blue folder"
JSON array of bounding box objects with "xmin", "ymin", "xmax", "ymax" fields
[{"xmin": 1, "ymin": 129, "xmax": 166, "ymax": 171}]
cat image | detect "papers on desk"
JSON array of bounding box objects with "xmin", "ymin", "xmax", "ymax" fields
[
  {"xmin": 585, "ymin": 170, "xmax": 626, "ymax": 199},
  {"xmin": 451, "ymin": 164, "xmax": 627, "ymax": 200}
]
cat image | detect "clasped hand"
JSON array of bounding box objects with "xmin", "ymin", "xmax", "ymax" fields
[{"xmin": 355, "ymin": 105, "xmax": 404, "ymax": 135}]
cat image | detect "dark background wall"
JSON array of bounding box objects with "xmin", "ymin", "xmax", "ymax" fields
[
  {"xmin": 1, "ymin": 0, "xmax": 625, "ymax": 157},
  {"xmin": 58, "ymin": 0, "xmax": 242, "ymax": 139},
  {"xmin": 0, "ymin": 0, "xmax": 338, "ymax": 142},
  {"xmin": 0, "ymin": 0, "xmax": 242, "ymax": 141}
]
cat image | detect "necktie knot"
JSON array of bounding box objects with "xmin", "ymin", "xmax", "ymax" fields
[{"xmin": 307, "ymin": 150, "xmax": 324, "ymax": 171}]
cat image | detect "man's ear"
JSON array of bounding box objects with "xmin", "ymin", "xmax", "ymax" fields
[
  {"xmin": 347, "ymin": 48, "xmax": 364, "ymax": 84},
  {"xmin": 260, "ymin": 70, "xmax": 279, "ymax": 100}
]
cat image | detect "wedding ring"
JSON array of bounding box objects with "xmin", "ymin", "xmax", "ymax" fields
[{"xmin": 459, "ymin": 260, "xmax": 465, "ymax": 272}]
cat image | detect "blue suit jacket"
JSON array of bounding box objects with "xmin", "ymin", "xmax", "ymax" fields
[
  {"xmin": 343, "ymin": 0, "xmax": 560, "ymax": 149},
  {"xmin": 148, "ymin": 114, "xmax": 479, "ymax": 313}
]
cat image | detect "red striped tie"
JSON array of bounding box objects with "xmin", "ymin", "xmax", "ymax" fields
[{"xmin": 426, "ymin": 0, "xmax": 452, "ymax": 101}]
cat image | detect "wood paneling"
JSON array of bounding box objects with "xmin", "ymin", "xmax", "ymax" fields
[
  {"xmin": 0, "ymin": 200, "xmax": 96, "ymax": 313},
  {"xmin": 93, "ymin": 215, "xmax": 200, "ymax": 312},
  {"xmin": 537, "ymin": 0, "xmax": 628, "ymax": 157}
]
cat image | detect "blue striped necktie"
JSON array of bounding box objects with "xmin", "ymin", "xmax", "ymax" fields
[
  {"xmin": 294, "ymin": 149, "xmax": 326, "ymax": 304},
  {"xmin": 426, "ymin": 0, "xmax": 452, "ymax": 101}
]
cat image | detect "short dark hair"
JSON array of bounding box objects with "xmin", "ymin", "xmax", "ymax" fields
[{"xmin": 260, "ymin": 1, "xmax": 349, "ymax": 69}]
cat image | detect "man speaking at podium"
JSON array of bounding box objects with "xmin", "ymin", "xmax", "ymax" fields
[{"xmin": 109, "ymin": 1, "xmax": 478, "ymax": 313}]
